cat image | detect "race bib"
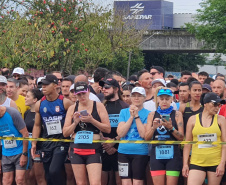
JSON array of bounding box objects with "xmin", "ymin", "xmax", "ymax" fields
[
  {"xmin": 118, "ymin": 162, "xmax": 129, "ymax": 177},
  {"xmin": 74, "ymin": 131, "xmax": 93, "ymax": 144},
  {"xmin": 46, "ymin": 120, "xmax": 62, "ymax": 135},
  {"xmin": 156, "ymin": 145, "xmax": 174, "ymax": 159},
  {"xmin": 3, "ymin": 135, "xmax": 17, "ymax": 149},
  {"xmin": 109, "ymin": 114, "xmax": 119, "ymax": 127},
  {"xmin": 198, "ymin": 133, "xmax": 217, "ymax": 148}
]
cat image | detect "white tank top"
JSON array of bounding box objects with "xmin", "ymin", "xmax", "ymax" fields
[{"xmin": 1, "ymin": 97, "xmax": 11, "ymax": 107}]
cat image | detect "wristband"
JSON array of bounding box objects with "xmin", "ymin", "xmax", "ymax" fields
[
  {"xmin": 169, "ymin": 127, "xmax": 175, "ymax": 133},
  {"xmin": 134, "ymin": 116, "xmax": 140, "ymax": 119},
  {"xmin": 22, "ymin": 152, "xmax": 28, "ymax": 156}
]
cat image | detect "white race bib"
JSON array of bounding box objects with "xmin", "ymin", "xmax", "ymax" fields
[
  {"xmin": 46, "ymin": 120, "xmax": 62, "ymax": 135},
  {"xmin": 3, "ymin": 135, "xmax": 17, "ymax": 149},
  {"xmin": 198, "ymin": 133, "xmax": 217, "ymax": 148},
  {"xmin": 118, "ymin": 162, "xmax": 129, "ymax": 177}
]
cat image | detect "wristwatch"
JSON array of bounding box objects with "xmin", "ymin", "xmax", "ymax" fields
[
  {"xmin": 22, "ymin": 152, "xmax": 28, "ymax": 156},
  {"xmin": 169, "ymin": 127, "xmax": 175, "ymax": 133}
]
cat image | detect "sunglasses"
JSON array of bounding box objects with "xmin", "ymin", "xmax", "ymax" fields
[
  {"xmin": 58, "ymin": 78, "xmax": 63, "ymax": 82},
  {"xmin": 150, "ymin": 72, "xmax": 160, "ymax": 76},
  {"xmin": 103, "ymin": 85, "xmax": 112, "ymax": 89},
  {"xmin": 211, "ymin": 102, "xmax": 221, "ymax": 107},
  {"xmin": 13, "ymin": 74, "xmax": 20, "ymax": 78}
]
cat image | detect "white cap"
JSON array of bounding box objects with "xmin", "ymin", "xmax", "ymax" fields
[
  {"xmin": 131, "ymin": 87, "xmax": 146, "ymax": 97},
  {"xmin": 12, "ymin": 67, "xmax": 24, "ymax": 75},
  {"xmin": 151, "ymin": 78, "xmax": 166, "ymax": 87},
  {"xmin": 0, "ymin": 75, "xmax": 7, "ymax": 84},
  {"xmin": 70, "ymin": 84, "xmax": 74, "ymax": 91},
  {"xmin": 37, "ymin": 77, "xmax": 44, "ymax": 85}
]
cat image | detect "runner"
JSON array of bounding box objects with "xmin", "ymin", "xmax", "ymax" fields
[
  {"xmin": 0, "ymin": 106, "xmax": 31, "ymax": 185},
  {"xmin": 99, "ymin": 78, "xmax": 129, "ymax": 185},
  {"xmin": 180, "ymin": 71, "xmax": 192, "ymax": 83},
  {"xmin": 117, "ymin": 87, "xmax": 150, "ymax": 185},
  {"xmin": 179, "ymin": 81, "xmax": 203, "ymax": 134},
  {"xmin": 145, "ymin": 87, "xmax": 184, "ymax": 185},
  {"xmin": 197, "ymin": 72, "xmax": 209, "ymax": 84},
  {"xmin": 63, "ymin": 81, "xmax": 111, "ymax": 185},
  {"xmin": 61, "ymin": 78, "xmax": 73, "ymax": 100},
  {"xmin": 31, "ymin": 74, "xmax": 73, "ymax": 185},
  {"xmin": 25, "ymin": 88, "xmax": 46, "ymax": 185},
  {"xmin": 182, "ymin": 92, "xmax": 226, "ymax": 185},
  {"xmin": 122, "ymin": 82, "xmax": 135, "ymax": 105}
]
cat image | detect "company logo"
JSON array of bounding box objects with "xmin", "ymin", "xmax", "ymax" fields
[
  {"xmin": 130, "ymin": 3, "xmax": 144, "ymax": 15},
  {"xmin": 124, "ymin": 3, "xmax": 152, "ymax": 20}
]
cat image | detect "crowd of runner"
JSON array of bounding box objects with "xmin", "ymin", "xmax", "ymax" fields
[{"xmin": 0, "ymin": 66, "xmax": 226, "ymax": 185}]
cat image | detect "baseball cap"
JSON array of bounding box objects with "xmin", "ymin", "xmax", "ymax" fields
[
  {"xmin": 151, "ymin": 78, "xmax": 166, "ymax": 87},
  {"xmin": 131, "ymin": 87, "xmax": 146, "ymax": 97},
  {"xmin": 41, "ymin": 74, "xmax": 58, "ymax": 85},
  {"xmin": 12, "ymin": 67, "xmax": 24, "ymax": 75},
  {"xmin": 202, "ymin": 84, "xmax": 212, "ymax": 92},
  {"xmin": 74, "ymin": 82, "xmax": 89, "ymax": 95},
  {"xmin": 99, "ymin": 78, "xmax": 120, "ymax": 89},
  {"xmin": 203, "ymin": 92, "xmax": 225, "ymax": 104},
  {"xmin": 0, "ymin": 75, "xmax": 7, "ymax": 84},
  {"xmin": 157, "ymin": 88, "xmax": 173, "ymax": 97},
  {"xmin": 69, "ymin": 84, "xmax": 74, "ymax": 92}
]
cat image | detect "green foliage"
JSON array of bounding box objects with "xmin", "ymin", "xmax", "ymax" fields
[
  {"xmin": 144, "ymin": 52, "xmax": 206, "ymax": 72},
  {"xmin": 186, "ymin": 0, "xmax": 226, "ymax": 54},
  {"xmin": 0, "ymin": 0, "xmax": 145, "ymax": 75}
]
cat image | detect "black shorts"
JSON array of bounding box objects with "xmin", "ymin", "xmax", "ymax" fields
[
  {"xmin": 0, "ymin": 145, "xmax": 2, "ymax": 160},
  {"xmin": 189, "ymin": 164, "xmax": 217, "ymax": 172},
  {"xmin": 150, "ymin": 145, "xmax": 182, "ymax": 172},
  {"xmin": 42, "ymin": 146, "xmax": 68, "ymax": 164},
  {"xmin": 102, "ymin": 152, "xmax": 118, "ymax": 171},
  {"xmin": 118, "ymin": 153, "xmax": 149, "ymax": 180}
]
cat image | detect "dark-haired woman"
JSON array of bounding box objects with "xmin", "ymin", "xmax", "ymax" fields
[
  {"xmin": 182, "ymin": 92, "xmax": 226, "ymax": 185},
  {"xmin": 122, "ymin": 82, "xmax": 135, "ymax": 105},
  {"xmin": 179, "ymin": 81, "xmax": 203, "ymax": 135},
  {"xmin": 63, "ymin": 82, "xmax": 111, "ymax": 185},
  {"xmin": 25, "ymin": 89, "xmax": 46, "ymax": 185}
]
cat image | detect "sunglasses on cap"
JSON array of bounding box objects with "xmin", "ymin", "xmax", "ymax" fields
[
  {"xmin": 210, "ymin": 102, "xmax": 221, "ymax": 107},
  {"xmin": 157, "ymin": 88, "xmax": 173, "ymax": 96},
  {"xmin": 103, "ymin": 85, "xmax": 112, "ymax": 89}
]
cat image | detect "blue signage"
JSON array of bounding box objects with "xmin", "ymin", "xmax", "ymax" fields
[{"xmin": 114, "ymin": 1, "xmax": 173, "ymax": 30}]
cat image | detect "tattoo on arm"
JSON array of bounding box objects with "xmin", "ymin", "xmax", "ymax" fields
[
  {"xmin": 175, "ymin": 131, "xmax": 183, "ymax": 138},
  {"xmin": 175, "ymin": 112, "xmax": 179, "ymax": 117},
  {"xmin": 178, "ymin": 122, "xmax": 183, "ymax": 127}
]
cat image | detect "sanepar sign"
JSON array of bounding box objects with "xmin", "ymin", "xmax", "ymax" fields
[{"xmin": 114, "ymin": 0, "xmax": 173, "ymax": 30}]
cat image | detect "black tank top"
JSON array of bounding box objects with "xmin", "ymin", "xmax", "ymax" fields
[
  {"xmin": 152, "ymin": 110, "xmax": 178, "ymax": 143},
  {"xmin": 183, "ymin": 102, "xmax": 203, "ymax": 134},
  {"xmin": 74, "ymin": 101, "xmax": 101, "ymax": 134}
]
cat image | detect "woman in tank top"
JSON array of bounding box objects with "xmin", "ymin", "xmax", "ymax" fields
[
  {"xmin": 24, "ymin": 88, "xmax": 46, "ymax": 185},
  {"xmin": 179, "ymin": 81, "xmax": 203, "ymax": 135},
  {"xmin": 63, "ymin": 81, "xmax": 110, "ymax": 185},
  {"xmin": 182, "ymin": 92, "xmax": 226, "ymax": 185},
  {"xmin": 145, "ymin": 87, "xmax": 184, "ymax": 185}
]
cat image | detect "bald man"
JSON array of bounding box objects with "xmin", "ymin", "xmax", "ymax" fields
[
  {"xmin": 74, "ymin": 75, "xmax": 101, "ymax": 102},
  {"xmin": 212, "ymin": 79, "xmax": 225, "ymax": 99}
]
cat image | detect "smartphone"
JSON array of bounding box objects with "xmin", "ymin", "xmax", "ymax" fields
[
  {"xmin": 162, "ymin": 115, "xmax": 170, "ymax": 122},
  {"xmin": 80, "ymin": 110, "xmax": 88, "ymax": 116}
]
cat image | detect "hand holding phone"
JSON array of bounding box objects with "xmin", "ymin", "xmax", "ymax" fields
[
  {"xmin": 162, "ymin": 114, "xmax": 170, "ymax": 122},
  {"xmin": 80, "ymin": 110, "xmax": 88, "ymax": 116}
]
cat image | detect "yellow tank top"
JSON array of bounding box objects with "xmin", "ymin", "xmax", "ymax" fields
[{"xmin": 190, "ymin": 114, "xmax": 221, "ymax": 166}]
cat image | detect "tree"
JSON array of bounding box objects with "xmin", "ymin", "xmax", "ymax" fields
[
  {"xmin": 0, "ymin": 0, "xmax": 145, "ymax": 76},
  {"xmin": 143, "ymin": 52, "xmax": 206, "ymax": 72},
  {"xmin": 186, "ymin": 0, "xmax": 226, "ymax": 54}
]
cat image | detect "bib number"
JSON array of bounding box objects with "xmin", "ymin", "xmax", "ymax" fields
[
  {"xmin": 46, "ymin": 120, "xmax": 62, "ymax": 136},
  {"xmin": 74, "ymin": 131, "xmax": 93, "ymax": 144},
  {"xmin": 3, "ymin": 135, "xmax": 17, "ymax": 149},
  {"xmin": 156, "ymin": 145, "xmax": 174, "ymax": 159},
  {"xmin": 118, "ymin": 162, "xmax": 129, "ymax": 177},
  {"xmin": 198, "ymin": 133, "xmax": 217, "ymax": 148},
  {"xmin": 109, "ymin": 114, "xmax": 119, "ymax": 127}
]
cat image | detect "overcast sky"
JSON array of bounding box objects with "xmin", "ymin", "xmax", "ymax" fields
[{"xmin": 98, "ymin": 0, "xmax": 203, "ymax": 14}]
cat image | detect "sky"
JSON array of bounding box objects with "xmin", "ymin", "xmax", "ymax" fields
[{"xmin": 98, "ymin": 0, "xmax": 203, "ymax": 14}]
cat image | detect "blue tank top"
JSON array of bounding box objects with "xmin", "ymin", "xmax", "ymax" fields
[
  {"xmin": 0, "ymin": 111, "xmax": 23, "ymax": 156},
  {"xmin": 39, "ymin": 95, "xmax": 68, "ymax": 150}
]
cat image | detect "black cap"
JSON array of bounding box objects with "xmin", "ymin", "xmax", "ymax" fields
[
  {"xmin": 74, "ymin": 82, "xmax": 89, "ymax": 95},
  {"xmin": 202, "ymin": 84, "xmax": 212, "ymax": 92},
  {"xmin": 41, "ymin": 74, "xmax": 58, "ymax": 85},
  {"xmin": 203, "ymin": 92, "xmax": 225, "ymax": 104},
  {"xmin": 151, "ymin": 66, "xmax": 165, "ymax": 77},
  {"xmin": 99, "ymin": 78, "xmax": 120, "ymax": 89}
]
